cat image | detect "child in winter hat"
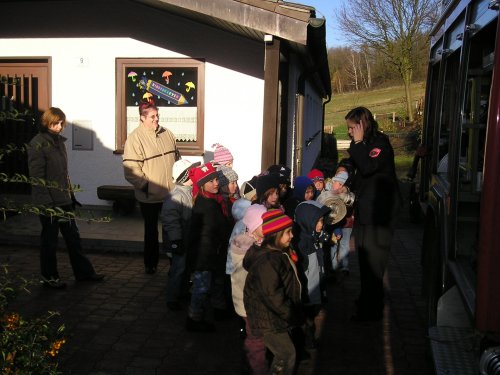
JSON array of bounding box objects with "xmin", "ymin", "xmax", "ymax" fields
[
  {"xmin": 307, "ymin": 169, "xmax": 325, "ymax": 194},
  {"xmin": 242, "ymin": 207, "xmax": 301, "ymax": 375},
  {"xmin": 161, "ymin": 159, "xmax": 199, "ymax": 310},
  {"xmin": 189, "ymin": 162, "xmax": 219, "ymax": 197},
  {"xmin": 283, "ymin": 176, "xmax": 316, "ymax": 218},
  {"xmin": 218, "ymin": 166, "xmax": 239, "ymax": 200},
  {"xmin": 267, "ymin": 164, "xmax": 292, "ymax": 204},
  {"xmin": 172, "ymin": 159, "xmax": 201, "ymax": 185},
  {"xmin": 243, "ymin": 204, "xmax": 267, "ymax": 241},
  {"xmin": 212, "ymin": 143, "xmax": 234, "ymax": 168},
  {"xmin": 218, "ymin": 165, "xmax": 240, "ymax": 219},
  {"xmin": 267, "ymin": 164, "xmax": 291, "ymax": 186},
  {"xmin": 240, "ymin": 175, "xmax": 259, "ymax": 202},
  {"xmin": 187, "ymin": 162, "xmax": 232, "ymax": 331},
  {"xmin": 331, "ymin": 171, "xmax": 349, "ymax": 193},
  {"xmin": 226, "ymin": 197, "xmax": 252, "ymax": 275},
  {"xmin": 229, "ymin": 203, "xmax": 268, "ymax": 374},
  {"xmin": 294, "ymin": 200, "xmax": 331, "ymax": 306},
  {"xmin": 256, "ymin": 173, "xmax": 281, "ymax": 209},
  {"xmin": 261, "ymin": 208, "xmax": 293, "ymax": 237}
]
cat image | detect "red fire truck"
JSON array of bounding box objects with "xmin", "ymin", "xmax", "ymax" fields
[{"xmin": 417, "ymin": 0, "xmax": 500, "ymax": 373}]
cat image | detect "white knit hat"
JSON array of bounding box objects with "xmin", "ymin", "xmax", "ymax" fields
[{"xmin": 172, "ymin": 160, "xmax": 200, "ymax": 184}]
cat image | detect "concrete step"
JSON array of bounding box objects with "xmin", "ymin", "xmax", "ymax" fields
[
  {"xmin": 428, "ymin": 326, "xmax": 478, "ymax": 375},
  {"xmin": 0, "ymin": 206, "xmax": 147, "ymax": 253}
]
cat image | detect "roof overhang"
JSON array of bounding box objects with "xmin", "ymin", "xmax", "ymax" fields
[
  {"xmin": 135, "ymin": 0, "xmax": 312, "ymax": 44},
  {"xmin": 133, "ymin": 0, "xmax": 331, "ymax": 97}
]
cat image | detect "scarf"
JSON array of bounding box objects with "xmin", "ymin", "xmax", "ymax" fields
[{"xmin": 202, "ymin": 190, "xmax": 230, "ymax": 218}]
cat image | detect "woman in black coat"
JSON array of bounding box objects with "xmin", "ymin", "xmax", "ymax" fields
[
  {"xmin": 28, "ymin": 107, "xmax": 104, "ymax": 289},
  {"xmin": 345, "ymin": 106, "xmax": 401, "ymax": 322}
]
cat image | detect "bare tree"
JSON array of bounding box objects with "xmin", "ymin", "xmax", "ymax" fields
[
  {"xmin": 347, "ymin": 51, "xmax": 359, "ymax": 90},
  {"xmin": 337, "ymin": 0, "xmax": 439, "ymax": 121},
  {"xmin": 356, "ymin": 52, "xmax": 368, "ymax": 89},
  {"xmin": 363, "ymin": 48, "xmax": 372, "ymax": 89},
  {"xmin": 332, "ymin": 70, "xmax": 344, "ymax": 94}
]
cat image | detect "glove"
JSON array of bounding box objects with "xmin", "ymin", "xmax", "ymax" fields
[
  {"xmin": 166, "ymin": 240, "xmax": 184, "ymax": 255},
  {"xmin": 339, "ymin": 192, "xmax": 355, "ymax": 206}
]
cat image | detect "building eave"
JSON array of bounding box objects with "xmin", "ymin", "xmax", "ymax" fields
[
  {"xmin": 134, "ymin": 0, "xmax": 331, "ymax": 97},
  {"xmin": 135, "ymin": 0, "xmax": 311, "ymax": 45}
]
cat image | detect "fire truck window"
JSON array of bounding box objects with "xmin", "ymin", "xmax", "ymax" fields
[
  {"xmin": 458, "ymin": 27, "xmax": 492, "ymax": 194},
  {"xmin": 437, "ymin": 51, "xmax": 460, "ymax": 176},
  {"xmin": 421, "ymin": 63, "xmax": 440, "ymax": 194},
  {"xmin": 454, "ymin": 20, "xmax": 495, "ymax": 270},
  {"xmin": 437, "ymin": 153, "xmax": 448, "ymax": 175}
]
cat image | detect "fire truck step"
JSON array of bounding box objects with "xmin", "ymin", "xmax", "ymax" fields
[{"xmin": 428, "ymin": 326, "xmax": 477, "ymax": 375}]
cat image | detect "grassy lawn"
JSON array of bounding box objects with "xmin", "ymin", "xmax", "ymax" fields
[
  {"xmin": 395, "ymin": 154, "xmax": 415, "ymax": 179},
  {"xmin": 328, "ymin": 82, "xmax": 425, "ymax": 179},
  {"xmin": 325, "ymin": 82, "xmax": 426, "ymax": 138}
]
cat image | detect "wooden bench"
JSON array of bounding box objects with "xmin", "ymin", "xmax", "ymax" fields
[
  {"xmin": 97, "ymin": 185, "xmax": 136, "ymax": 215},
  {"xmin": 337, "ymin": 139, "xmax": 351, "ymax": 150}
]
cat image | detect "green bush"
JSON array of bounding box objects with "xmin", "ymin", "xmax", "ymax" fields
[{"xmin": 0, "ymin": 266, "xmax": 65, "ymax": 375}]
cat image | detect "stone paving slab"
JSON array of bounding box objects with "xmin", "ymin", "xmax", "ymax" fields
[{"xmin": 0, "ymin": 208, "xmax": 435, "ymax": 374}]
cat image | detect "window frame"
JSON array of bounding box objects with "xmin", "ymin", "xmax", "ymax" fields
[{"xmin": 115, "ymin": 57, "xmax": 205, "ymax": 155}]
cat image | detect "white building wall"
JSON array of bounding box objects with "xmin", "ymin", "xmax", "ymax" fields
[{"xmin": 0, "ymin": 38, "xmax": 264, "ymax": 205}]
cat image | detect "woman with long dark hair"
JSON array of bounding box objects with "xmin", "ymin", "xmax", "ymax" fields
[{"xmin": 345, "ymin": 106, "xmax": 401, "ymax": 322}]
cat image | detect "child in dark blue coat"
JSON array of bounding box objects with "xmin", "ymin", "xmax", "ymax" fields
[
  {"xmin": 283, "ymin": 176, "xmax": 316, "ymax": 218},
  {"xmin": 294, "ymin": 200, "xmax": 331, "ymax": 348}
]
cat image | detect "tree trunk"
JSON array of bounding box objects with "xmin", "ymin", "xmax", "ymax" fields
[
  {"xmin": 332, "ymin": 70, "xmax": 344, "ymax": 94},
  {"xmin": 356, "ymin": 53, "xmax": 367, "ymax": 89},
  {"xmin": 364, "ymin": 51, "xmax": 372, "ymax": 88},
  {"xmin": 350, "ymin": 52, "xmax": 359, "ymax": 90},
  {"xmin": 403, "ymin": 69, "xmax": 414, "ymax": 122}
]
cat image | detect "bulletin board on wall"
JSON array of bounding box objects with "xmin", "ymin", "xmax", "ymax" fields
[{"xmin": 116, "ymin": 58, "xmax": 205, "ymax": 156}]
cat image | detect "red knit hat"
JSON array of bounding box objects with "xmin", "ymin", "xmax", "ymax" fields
[
  {"xmin": 261, "ymin": 209, "xmax": 293, "ymax": 237},
  {"xmin": 212, "ymin": 143, "xmax": 233, "ymax": 165},
  {"xmin": 307, "ymin": 169, "xmax": 324, "ymax": 181},
  {"xmin": 189, "ymin": 163, "xmax": 218, "ymax": 196}
]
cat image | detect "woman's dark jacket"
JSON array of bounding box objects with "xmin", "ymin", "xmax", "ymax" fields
[
  {"xmin": 243, "ymin": 244, "xmax": 303, "ymax": 337},
  {"xmin": 188, "ymin": 194, "xmax": 231, "ymax": 272},
  {"xmin": 27, "ymin": 132, "xmax": 73, "ymax": 207},
  {"xmin": 348, "ymin": 132, "xmax": 401, "ymax": 226}
]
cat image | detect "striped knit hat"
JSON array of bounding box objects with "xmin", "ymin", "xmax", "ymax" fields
[
  {"xmin": 212, "ymin": 143, "xmax": 234, "ymax": 165},
  {"xmin": 261, "ymin": 209, "xmax": 293, "ymax": 237}
]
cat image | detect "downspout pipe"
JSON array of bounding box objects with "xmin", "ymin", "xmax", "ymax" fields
[
  {"xmin": 307, "ymin": 16, "xmax": 332, "ymax": 159},
  {"xmin": 294, "ymin": 71, "xmax": 307, "ymax": 180},
  {"xmin": 321, "ymin": 94, "xmax": 332, "ymax": 157},
  {"xmin": 294, "ymin": 13, "xmax": 331, "ymax": 180}
]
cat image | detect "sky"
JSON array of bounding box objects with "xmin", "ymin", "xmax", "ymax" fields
[{"xmin": 293, "ymin": 0, "xmax": 349, "ymax": 48}]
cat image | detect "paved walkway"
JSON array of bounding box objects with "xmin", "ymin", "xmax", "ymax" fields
[{"xmin": 0, "ymin": 204, "xmax": 434, "ymax": 375}]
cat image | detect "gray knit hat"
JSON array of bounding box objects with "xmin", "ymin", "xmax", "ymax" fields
[{"xmin": 217, "ymin": 166, "xmax": 239, "ymax": 187}]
